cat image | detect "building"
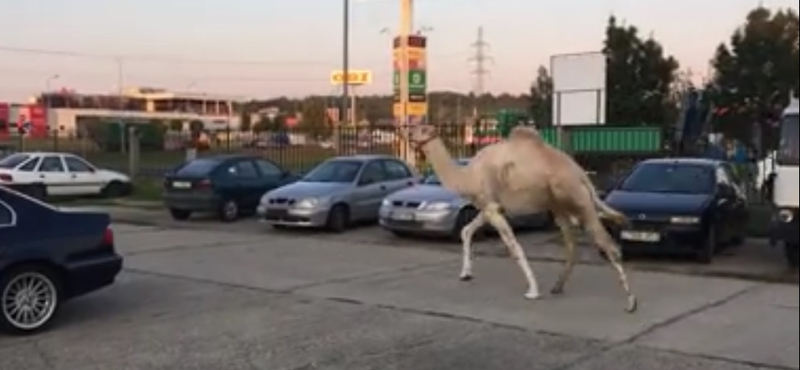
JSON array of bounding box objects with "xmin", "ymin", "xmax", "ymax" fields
[{"xmin": 2, "ymin": 87, "xmax": 246, "ymax": 138}]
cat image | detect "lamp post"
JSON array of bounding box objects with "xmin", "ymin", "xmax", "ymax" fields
[
  {"xmin": 342, "ymin": 0, "xmax": 350, "ymax": 125},
  {"xmin": 44, "ymin": 74, "xmax": 59, "ymax": 133}
]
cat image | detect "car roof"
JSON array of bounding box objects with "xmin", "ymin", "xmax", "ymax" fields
[
  {"xmin": 327, "ymin": 154, "xmax": 397, "ymax": 162},
  {"xmin": 193, "ymin": 154, "xmax": 259, "ymax": 162},
  {"xmin": 8, "ymin": 151, "xmax": 83, "ymax": 157},
  {"xmin": 640, "ymin": 157, "xmax": 722, "ymax": 167}
]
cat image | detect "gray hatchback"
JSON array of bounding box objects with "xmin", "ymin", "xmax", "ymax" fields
[
  {"xmin": 258, "ymin": 155, "xmax": 419, "ymax": 232},
  {"xmin": 379, "ymin": 158, "xmax": 551, "ymax": 238}
]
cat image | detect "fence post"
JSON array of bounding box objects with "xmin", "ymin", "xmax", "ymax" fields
[{"xmin": 127, "ymin": 126, "xmax": 140, "ymax": 178}]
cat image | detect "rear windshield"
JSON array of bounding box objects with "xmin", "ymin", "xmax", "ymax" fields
[
  {"xmin": 175, "ymin": 159, "xmax": 220, "ymax": 176},
  {"xmin": 0, "ymin": 154, "xmax": 30, "ymax": 169}
]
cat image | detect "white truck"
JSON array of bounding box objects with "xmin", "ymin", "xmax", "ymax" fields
[{"xmin": 767, "ymin": 97, "xmax": 799, "ymax": 267}]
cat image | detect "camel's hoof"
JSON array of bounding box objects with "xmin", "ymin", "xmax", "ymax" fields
[
  {"xmin": 550, "ymin": 286, "xmax": 564, "ymax": 295},
  {"xmin": 524, "ymin": 292, "xmax": 542, "ymax": 300},
  {"xmin": 625, "ymin": 296, "xmax": 638, "ymax": 313},
  {"xmin": 459, "ymin": 275, "xmax": 473, "ymax": 282}
]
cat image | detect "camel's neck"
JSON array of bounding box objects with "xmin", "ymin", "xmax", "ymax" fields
[{"xmin": 421, "ymin": 138, "xmax": 466, "ymax": 193}]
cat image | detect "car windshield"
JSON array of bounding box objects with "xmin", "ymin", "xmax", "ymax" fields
[
  {"xmin": 175, "ymin": 159, "xmax": 220, "ymax": 176},
  {"xmin": 423, "ymin": 159, "xmax": 470, "ymax": 185},
  {"xmin": 0, "ymin": 154, "xmax": 30, "ymax": 169},
  {"xmin": 777, "ymin": 114, "xmax": 798, "ymax": 166},
  {"xmin": 619, "ymin": 163, "xmax": 715, "ymax": 194},
  {"xmin": 302, "ymin": 160, "xmax": 362, "ymax": 183}
]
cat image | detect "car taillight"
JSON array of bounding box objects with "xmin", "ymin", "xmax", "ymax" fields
[
  {"xmin": 103, "ymin": 227, "xmax": 114, "ymax": 245},
  {"xmin": 196, "ymin": 179, "xmax": 212, "ymax": 189},
  {"xmin": 0, "ymin": 173, "xmax": 12, "ymax": 182}
]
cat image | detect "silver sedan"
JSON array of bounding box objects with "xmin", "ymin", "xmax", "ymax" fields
[
  {"xmin": 257, "ymin": 154, "xmax": 419, "ymax": 232},
  {"xmin": 379, "ymin": 167, "xmax": 551, "ymax": 239}
]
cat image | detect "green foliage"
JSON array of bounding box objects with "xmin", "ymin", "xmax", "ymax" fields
[
  {"xmin": 529, "ymin": 66, "xmax": 553, "ymax": 126},
  {"xmin": 604, "ymin": 16, "xmax": 680, "ymax": 127},
  {"xmin": 168, "ymin": 120, "xmax": 183, "ymax": 131},
  {"xmin": 708, "ymin": 7, "xmax": 799, "ymax": 151},
  {"xmin": 239, "ymin": 111, "xmax": 252, "ymax": 132},
  {"xmin": 300, "ymin": 96, "xmax": 330, "ymax": 138}
]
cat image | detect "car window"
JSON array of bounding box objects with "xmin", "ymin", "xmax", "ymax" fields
[
  {"xmin": 359, "ymin": 161, "xmax": 387, "ymax": 185},
  {"xmin": 227, "ymin": 160, "xmax": 259, "ymax": 179},
  {"xmin": 619, "ymin": 163, "xmax": 715, "ymax": 194},
  {"xmin": 64, "ymin": 156, "xmax": 95, "ymax": 173},
  {"xmin": 175, "ymin": 159, "xmax": 220, "ymax": 176},
  {"xmin": 383, "ymin": 160, "xmax": 412, "ymax": 180},
  {"xmin": 0, "ymin": 154, "xmax": 29, "ymax": 169},
  {"xmin": 0, "ymin": 200, "xmax": 13, "ymax": 226},
  {"xmin": 38, "ymin": 156, "xmax": 65, "ymax": 172},
  {"xmin": 302, "ymin": 160, "xmax": 363, "ymax": 183},
  {"xmin": 17, "ymin": 157, "xmax": 41, "ymax": 172},
  {"xmin": 255, "ymin": 159, "xmax": 283, "ymax": 177}
]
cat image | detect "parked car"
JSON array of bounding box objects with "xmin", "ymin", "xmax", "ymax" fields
[
  {"xmin": 162, "ymin": 154, "xmax": 299, "ymax": 222},
  {"xmin": 603, "ymin": 158, "xmax": 749, "ymax": 263},
  {"xmin": 379, "ymin": 158, "xmax": 551, "ymax": 239},
  {"xmin": 0, "ymin": 152, "xmax": 132, "ymax": 200},
  {"xmin": 0, "ymin": 185, "xmax": 123, "ymax": 335},
  {"xmin": 258, "ymin": 154, "xmax": 418, "ymax": 232}
]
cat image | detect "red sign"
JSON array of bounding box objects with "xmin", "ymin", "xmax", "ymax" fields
[
  {"xmin": 0, "ymin": 103, "xmax": 8, "ymax": 138},
  {"xmin": 27, "ymin": 104, "xmax": 48, "ymax": 137}
]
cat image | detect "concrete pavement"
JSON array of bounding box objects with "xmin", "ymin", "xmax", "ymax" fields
[{"xmin": 1, "ymin": 223, "xmax": 795, "ymax": 370}]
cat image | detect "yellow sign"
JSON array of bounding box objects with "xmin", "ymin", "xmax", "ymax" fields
[
  {"xmin": 394, "ymin": 102, "xmax": 428, "ymax": 116},
  {"xmin": 330, "ymin": 70, "xmax": 372, "ymax": 85}
]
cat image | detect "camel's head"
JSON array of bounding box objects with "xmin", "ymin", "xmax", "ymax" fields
[{"xmin": 406, "ymin": 124, "xmax": 438, "ymax": 148}]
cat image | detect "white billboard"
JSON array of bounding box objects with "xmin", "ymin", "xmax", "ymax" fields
[{"xmin": 551, "ymin": 52, "xmax": 606, "ymax": 126}]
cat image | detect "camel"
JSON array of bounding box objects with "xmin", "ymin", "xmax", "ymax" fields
[{"xmin": 404, "ymin": 124, "xmax": 638, "ymax": 313}]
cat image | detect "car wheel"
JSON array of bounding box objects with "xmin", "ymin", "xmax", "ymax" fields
[
  {"xmin": 785, "ymin": 243, "xmax": 799, "ymax": 268},
  {"xmin": 169, "ymin": 208, "xmax": 192, "ymax": 221},
  {"xmin": 102, "ymin": 181, "xmax": 126, "ymax": 198},
  {"xmin": 696, "ymin": 227, "xmax": 717, "ymax": 264},
  {"xmin": 0, "ymin": 265, "xmax": 61, "ymax": 335},
  {"xmin": 451, "ymin": 206, "xmax": 480, "ymax": 241},
  {"xmin": 391, "ymin": 230, "xmax": 412, "ymax": 238},
  {"xmin": 218, "ymin": 199, "xmax": 240, "ymax": 222},
  {"xmin": 326, "ymin": 204, "xmax": 349, "ymax": 233}
]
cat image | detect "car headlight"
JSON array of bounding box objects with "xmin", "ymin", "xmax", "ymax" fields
[
  {"xmin": 295, "ymin": 198, "xmax": 323, "ymax": 209},
  {"xmin": 421, "ymin": 201, "xmax": 453, "ymax": 211},
  {"xmin": 381, "ymin": 198, "xmax": 392, "ymax": 207},
  {"xmin": 670, "ymin": 216, "xmax": 700, "ymax": 225},
  {"xmin": 777, "ymin": 209, "xmax": 794, "ymax": 223}
]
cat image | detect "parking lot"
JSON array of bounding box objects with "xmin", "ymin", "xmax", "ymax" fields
[{"xmin": 1, "ymin": 210, "xmax": 797, "ymax": 370}]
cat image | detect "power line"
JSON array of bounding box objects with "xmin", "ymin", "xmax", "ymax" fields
[{"xmin": 469, "ymin": 26, "xmax": 492, "ymax": 96}]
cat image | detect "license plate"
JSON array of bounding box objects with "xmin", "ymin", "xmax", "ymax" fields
[
  {"xmin": 172, "ymin": 181, "xmax": 191, "ymax": 189},
  {"xmin": 621, "ymin": 230, "xmax": 661, "ymax": 242},
  {"xmin": 392, "ymin": 211, "xmax": 415, "ymax": 221}
]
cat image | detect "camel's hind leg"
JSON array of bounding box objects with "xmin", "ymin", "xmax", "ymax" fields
[
  {"xmin": 484, "ymin": 203, "xmax": 541, "ymax": 300},
  {"xmin": 550, "ymin": 214, "xmax": 578, "ymax": 295},
  {"xmin": 459, "ymin": 211, "xmax": 486, "ymax": 281},
  {"xmin": 580, "ymin": 208, "xmax": 638, "ymax": 313}
]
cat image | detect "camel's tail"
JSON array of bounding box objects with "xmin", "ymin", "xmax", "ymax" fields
[{"xmin": 580, "ymin": 173, "xmax": 629, "ymax": 226}]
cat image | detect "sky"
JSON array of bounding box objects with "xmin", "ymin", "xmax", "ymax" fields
[{"xmin": 1, "ymin": 0, "xmax": 798, "ymax": 102}]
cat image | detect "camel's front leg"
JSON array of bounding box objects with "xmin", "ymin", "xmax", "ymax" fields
[
  {"xmin": 459, "ymin": 211, "xmax": 486, "ymax": 281},
  {"xmin": 484, "ymin": 204, "xmax": 541, "ymax": 300}
]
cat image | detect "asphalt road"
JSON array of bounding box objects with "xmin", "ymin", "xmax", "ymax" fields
[{"xmin": 0, "ymin": 222, "xmax": 797, "ymax": 370}]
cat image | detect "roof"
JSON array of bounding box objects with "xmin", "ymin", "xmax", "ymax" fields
[{"xmin": 641, "ymin": 157, "xmax": 722, "ymax": 167}]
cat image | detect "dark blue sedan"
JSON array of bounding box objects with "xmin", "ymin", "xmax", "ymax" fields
[
  {"xmin": 604, "ymin": 158, "xmax": 749, "ymax": 263},
  {"xmin": 0, "ymin": 185, "xmax": 123, "ymax": 335}
]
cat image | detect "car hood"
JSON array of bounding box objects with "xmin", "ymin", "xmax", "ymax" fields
[
  {"xmin": 386, "ymin": 184, "xmax": 463, "ymax": 203},
  {"xmin": 605, "ymin": 191, "xmax": 711, "ymax": 216},
  {"xmin": 265, "ymin": 181, "xmax": 352, "ymax": 199}
]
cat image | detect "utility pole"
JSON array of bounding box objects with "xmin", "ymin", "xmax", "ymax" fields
[
  {"xmin": 469, "ymin": 26, "xmax": 491, "ymax": 119},
  {"xmin": 342, "ymin": 0, "xmax": 350, "ymax": 126}
]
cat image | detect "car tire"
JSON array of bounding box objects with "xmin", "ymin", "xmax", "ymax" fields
[
  {"xmin": 326, "ymin": 204, "xmax": 349, "ymax": 233},
  {"xmin": 391, "ymin": 230, "xmax": 412, "ymax": 238},
  {"xmin": 218, "ymin": 199, "xmax": 240, "ymax": 223},
  {"xmin": 169, "ymin": 208, "xmax": 192, "ymax": 221},
  {"xmin": 0, "ymin": 264, "xmax": 62, "ymax": 335},
  {"xmin": 452, "ymin": 206, "xmax": 480, "ymax": 241},
  {"xmin": 102, "ymin": 181, "xmax": 126, "ymax": 198},
  {"xmin": 696, "ymin": 227, "xmax": 717, "ymax": 264},
  {"xmin": 785, "ymin": 243, "xmax": 799, "ymax": 268}
]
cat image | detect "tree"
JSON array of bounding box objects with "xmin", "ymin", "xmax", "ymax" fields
[
  {"xmin": 529, "ymin": 66, "xmax": 553, "ymax": 126},
  {"xmin": 168, "ymin": 119, "xmax": 183, "ymax": 131},
  {"xmin": 239, "ymin": 111, "xmax": 252, "ymax": 132},
  {"xmin": 300, "ymin": 97, "xmax": 329, "ymax": 138},
  {"xmin": 604, "ymin": 16, "xmax": 680, "ymax": 126},
  {"xmin": 708, "ymin": 7, "xmax": 799, "ymax": 151}
]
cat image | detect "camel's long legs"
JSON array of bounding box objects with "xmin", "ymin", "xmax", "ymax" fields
[
  {"xmin": 550, "ymin": 215, "xmax": 578, "ymax": 295},
  {"xmin": 484, "ymin": 204, "xmax": 541, "ymax": 299},
  {"xmin": 459, "ymin": 211, "xmax": 486, "ymax": 281},
  {"xmin": 580, "ymin": 210, "xmax": 638, "ymax": 312}
]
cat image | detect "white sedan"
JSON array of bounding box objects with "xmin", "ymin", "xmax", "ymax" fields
[{"xmin": 0, "ymin": 152, "xmax": 131, "ymax": 199}]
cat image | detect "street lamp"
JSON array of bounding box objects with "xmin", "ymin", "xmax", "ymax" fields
[
  {"xmin": 45, "ymin": 74, "xmax": 59, "ymax": 92},
  {"xmin": 44, "ymin": 74, "xmax": 59, "ymax": 132},
  {"xmin": 342, "ymin": 0, "xmax": 350, "ymax": 125}
]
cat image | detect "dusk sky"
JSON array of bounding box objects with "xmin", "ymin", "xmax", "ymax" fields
[{"xmin": 1, "ymin": 0, "xmax": 797, "ymax": 102}]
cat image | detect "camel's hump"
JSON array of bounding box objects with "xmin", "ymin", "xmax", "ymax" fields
[{"xmin": 508, "ymin": 126, "xmax": 543, "ymax": 142}]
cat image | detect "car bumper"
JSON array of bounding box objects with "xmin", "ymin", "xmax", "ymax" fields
[
  {"xmin": 258, "ymin": 205, "xmax": 330, "ymax": 227},
  {"xmin": 378, "ymin": 208, "xmax": 459, "ymax": 235},
  {"xmin": 64, "ymin": 253, "xmax": 123, "ymax": 299},
  {"xmin": 611, "ymin": 223, "xmax": 706, "ymax": 253},
  {"xmin": 163, "ymin": 192, "xmax": 220, "ymax": 212},
  {"xmin": 770, "ymin": 207, "xmax": 798, "ymax": 246}
]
